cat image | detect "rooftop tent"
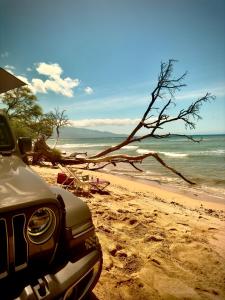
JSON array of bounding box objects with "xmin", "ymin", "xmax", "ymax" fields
[{"xmin": 0, "ymin": 67, "xmax": 26, "ymax": 94}]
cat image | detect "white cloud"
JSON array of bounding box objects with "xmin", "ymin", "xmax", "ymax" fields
[
  {"xmin": 33, "ymin": 62, "xmax": 80, "ymax": 97},
  {"xmin": 31, "ymin": 78, "xmax": 47, "ymax": 93},
  {"xmin": 26, "ymin": 67, "xmax": 32, "ymax": 72},
  {"xmin": 84, "ymin": 86, "xmax": 94, "ymax": 95},
  {"xmin": 36, "ymin": 62, "xmax": 62, "ymax": 79},
  {"xmin": 69, "ymin": 118, "xmax": 140, "ymax": 127},
  {"xmin": 1, "ymin": 62, "xmax": 85, "ymax": 98}
]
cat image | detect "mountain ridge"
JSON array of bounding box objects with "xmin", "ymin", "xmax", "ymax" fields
[{"xmin": 52, "ymin": 127, "xmax": 127, "ymax": 138}]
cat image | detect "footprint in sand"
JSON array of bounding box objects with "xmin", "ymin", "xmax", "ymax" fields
[
  {"xmin": 129, "ymin": 218, "xmax": 138, "ymax": 225},
  {"xmin": 208, "ymin": 227, "xmax": 218, "ymax": 231},
  {"xmin": 122, "ymin": 222, "xmax": 149, "ymax": 239},
  {"xmin": 95, "ymin": 210, "xmax": 105, "ymax": 215},
  {"xmin": 195, "ymin": 287, "xmax": 220, "ymax": 297},
  {"xmin": 121, "ymin": 254, "xmax": 143, "ymax": 275},
  {"xmin": 106, "ymin": 214, "xmax": 118, "ymax": 221},
  {"xmin": 117, "ymin": 208, "xmax": 131, "ymax": 214},
  {"xmin": 128, "ymin": 203, "xmax": 137, "ymax": 207},
  {"xmin": 144, "ymin": 213, "xmax": 151, "ymax": 218},
  {"xmin": 144, "ymin": 235, "xmax": 164, "ymax": 242},
  {"xmin": 177, "ymin": 222, "xmax": 190, "ymax": 227},
  {"xmin": 168, "ymin": 228, "xmax": 178, "ymax": 231},
  {"xmin": 151, "ymin": 258, "xmax": 161, "ymax": 266},
  {"xmin": 97, "ymin": 225, "xmax": 114, "ymax": 234}
]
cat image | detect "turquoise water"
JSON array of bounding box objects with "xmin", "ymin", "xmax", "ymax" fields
[{"xmin": 48, "ymin": 134, "xmax": 225, "ymax": 193}]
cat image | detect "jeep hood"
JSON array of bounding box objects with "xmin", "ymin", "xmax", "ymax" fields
[{"xmin": 0, "ymin": 155, "xmax": 55, "ymax": 211}]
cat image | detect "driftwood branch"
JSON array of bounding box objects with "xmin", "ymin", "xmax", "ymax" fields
[
  {"xmin": 32, "ymin": 60, "xmax": 215, "ymax": 185},
  {"xmin": 90, "ymin": 60, "xmax": 214, "ymax": 160},
  {"xmin": 58, "ymin": 152, "xmax": 194, "ymax": 184}
]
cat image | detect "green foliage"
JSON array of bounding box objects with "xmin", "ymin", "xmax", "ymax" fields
[
  {"xmin": 10, "ymin": 119, "xmax": 34, "ymax": 138},
  {"xmin": 1, "ymin": 86, "xmax": 42, "ymax": 119},
  {"xmin": 50, "ymin": 148, "xmax": 62, "ymax": 161},
  {"xmin": 0, "ymin": 86, "xmax": 54, "ymax": 139},
  {"xmin": 28, "ymin": 113, "xmax": 55, "ymax": 139}
]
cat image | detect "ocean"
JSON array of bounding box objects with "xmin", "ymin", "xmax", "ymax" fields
[{"xmin": 48, "ymin": 134, "xmax": 225, "ymax": 201}]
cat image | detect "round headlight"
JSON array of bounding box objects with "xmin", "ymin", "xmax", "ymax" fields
[{"xmin": 27, "ymin": 208, "xmax": 56, "ymax": 244}]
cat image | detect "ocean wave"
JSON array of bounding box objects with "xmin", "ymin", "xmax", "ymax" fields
[
  {"xmin": 137, "ymin": 149, "xmax": 156, "ymax": 155},
  {"xmin": 56, "ymin": 143, "xmax": 112, "ymax": 149},
  {"xmin": 137, "ymin": 149, "xmax": 188, "ymax": 158},
  {"xmin": 122, "ymin": 145, "xmax": 139, "ymax": 150},
  {"xmin": 189, "ymin": 149, "xmax": 225, "ymax": 156},
  {"xmin": 159, "ymin": 151, "xmax": 188, "ymax": 158}
]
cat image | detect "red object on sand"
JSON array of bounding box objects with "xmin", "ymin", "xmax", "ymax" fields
[{"xmin": 57, "ymin": 173, "xmax": 74, "ymax": 185}]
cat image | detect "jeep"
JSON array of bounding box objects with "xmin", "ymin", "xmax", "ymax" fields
[{"xmin": 0, "ymin": 68, "xmax": 102, "ymax": 299}]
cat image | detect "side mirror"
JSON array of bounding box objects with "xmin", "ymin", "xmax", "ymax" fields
[{"xmin": 18, "ymin": 137, "xmax": 32, "ymax": 154}]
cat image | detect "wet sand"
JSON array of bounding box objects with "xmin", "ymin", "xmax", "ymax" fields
[{"xmin": 32, "ymin": 165, "xmax": 225, "ymax": 300}]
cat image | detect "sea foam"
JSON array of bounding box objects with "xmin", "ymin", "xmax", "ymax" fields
[
  {"xmin": 137, "ymin": 149, "xmax": 156, "ymax": 155},
  {"xmin": 159, "ymin": 152, "xmax": 188, "ymax": 158},
  {"xmin": 137, "ymin": 149, "xmax": 188, "ymax": 158},
  {"xmin": 57, "ymin": 143, "xmax": 112, "ymax": 148},
  {"xmin": 190, "ymin": 149, "xmax": 225, "ymax": 156},
  {"xmin": 122, "ymin": 145, "xmax": 139, "ymax": 150}
]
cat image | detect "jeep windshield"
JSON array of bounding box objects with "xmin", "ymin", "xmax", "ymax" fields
[{"xmin": 0, "ymin": 115, "xmax": 15, "ymax": 152}]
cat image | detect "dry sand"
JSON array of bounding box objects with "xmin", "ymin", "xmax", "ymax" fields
[{"xmin": 32, "ymin": 165, "xmax": 225, "ymax": 300}]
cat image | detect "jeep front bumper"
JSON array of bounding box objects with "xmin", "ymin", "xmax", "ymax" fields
[{"xmin": 16, "ymin": 250, "xmax": 102, "ymax": 300}]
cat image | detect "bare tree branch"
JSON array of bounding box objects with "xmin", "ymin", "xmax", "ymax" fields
[
  {"xmin": 59, "ymin": 151, "xmax": 194, "ymax": 184},
  {"xmin": 50, "ymin": 108, "xmax": 70, "ymax": 147},
  {"xmin": 33, "ymin": 60, "xmax": 215, "ymax": 185},
  {"xmin": 90, "ymin": 60, "xmax": 214, "ymax": 160}
]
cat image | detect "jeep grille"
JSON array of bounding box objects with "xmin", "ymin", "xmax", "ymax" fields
[{"xmin": 0, "ymin": 214, "xmax": 27, "ymax": 279}]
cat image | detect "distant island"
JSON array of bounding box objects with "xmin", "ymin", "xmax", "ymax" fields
[
  {"xmin": 51, "ymin": 126, "xmax": 127, "ymax": 139},
  {"xmin": 52, "ymin": 127, "xmax": 224, "ymax": 139}
]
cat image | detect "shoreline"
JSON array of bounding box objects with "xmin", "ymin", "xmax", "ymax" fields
[
  {"xmin": 32, "ymin": 164, "xmax": 225, "ymax": 211},
  {"xmin": 96, "ymin": 168, "xmax": 225, "ymax": 211},
  {"xmin": 112, "ymin": 171, "xmax": 225, "ymax": 208}
]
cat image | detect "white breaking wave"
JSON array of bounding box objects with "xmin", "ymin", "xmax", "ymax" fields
[
  {"xmin": 190, "ymin": 149, "xmax": 225, "ymax": 156},
  {"xmin": 137, "ymin": 149, "xmax": 156, "ymax": 155},
  {"xmin": 209, "ymin": 149, "xmax": 225, "ymax": 155},
  {"xmin": 137, "ymin": 149, "xmax": 188, "ymax": 158},
  {"xmin": 137, "ymin": 149, "xmax": 225, "ymax": 158},
  {"xmin": 159, "ymin": 151, "xmax": 188, "ymax": 158},
  {"xmin": 57, "ymin": 143, "xmax": 139, "ymax": 150},
  {"xmin": 56, "ymin": 143, "xmax": 111, "ymax": 149},
  {"xmin": 122, "ymin": 145, "xmax": 139, "ymax": 150}
]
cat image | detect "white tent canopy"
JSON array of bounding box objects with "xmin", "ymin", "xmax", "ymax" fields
[{"xmin": 0, "ymin": 68, "xmax": 26, "ymax": 94}]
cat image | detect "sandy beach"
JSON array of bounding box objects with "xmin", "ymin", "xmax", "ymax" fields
[{"xmin": 32, "ymin": 165, "xmax": 225, "ymax": 300}]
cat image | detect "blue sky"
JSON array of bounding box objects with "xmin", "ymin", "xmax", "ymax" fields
[{"xmin": 0, "ymin": 0, "xmax": 225, "ymax": 134}]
